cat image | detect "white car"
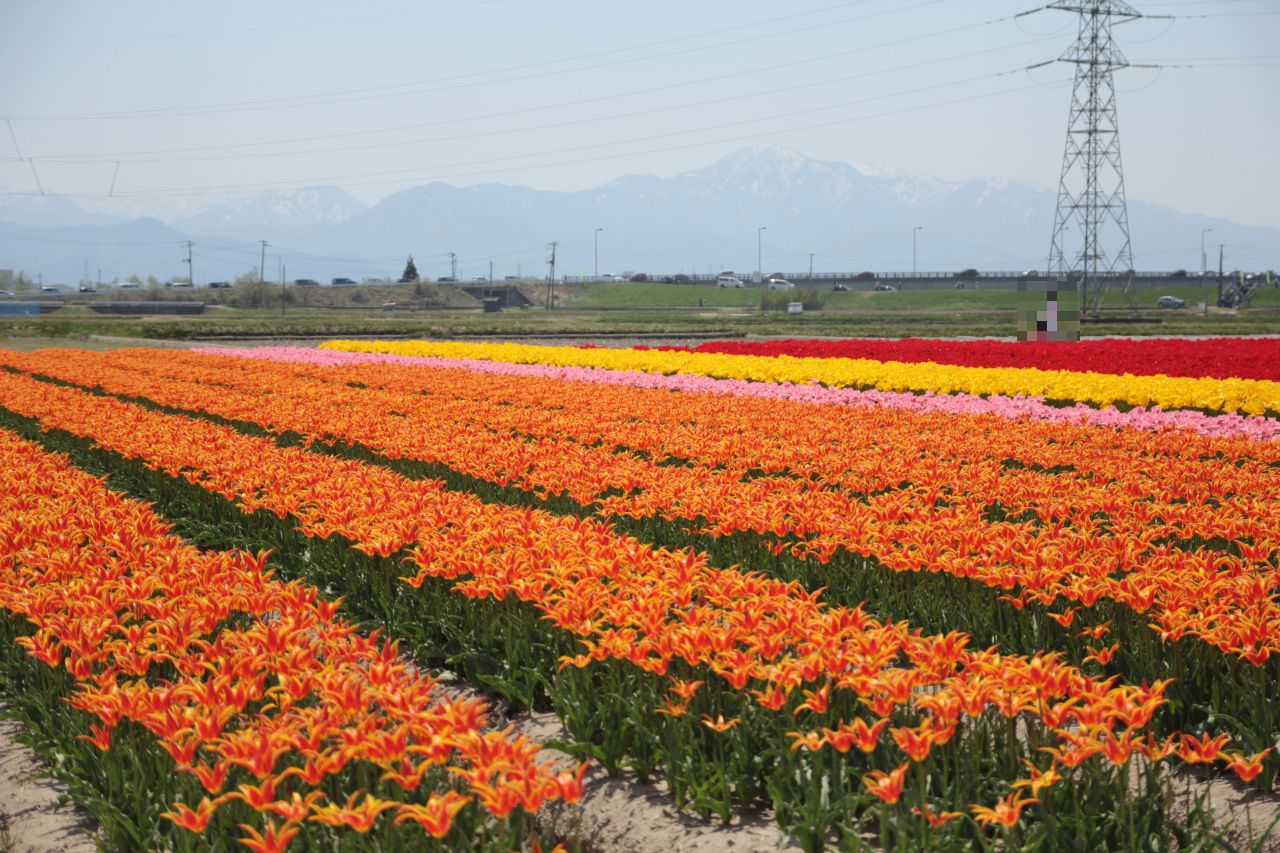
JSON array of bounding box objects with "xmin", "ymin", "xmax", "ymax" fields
[
  {"xmin": 717, "ymin": 276, "xmax": 744, "ymax": 288},
  {"xmin": 766, "ymin": 279, "xmax": 795, "ymax": 290}
]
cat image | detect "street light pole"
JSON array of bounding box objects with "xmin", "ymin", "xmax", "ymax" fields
[
  {"xmin": 912, "ymin": 226, "xmax": 922, "ymax": 279},
  {"xmin": 594, "ymin": 227, "xmax": 603, "ymax": 281},
  {"xmin": 1200, "ymin": 228, "xmax": 1212, "ymax": 314},
  {"xmin": 757, "ymin": 226, "xmax": 766, "ymax": 282}
]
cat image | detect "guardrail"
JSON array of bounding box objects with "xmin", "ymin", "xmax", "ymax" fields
[{"xmin": 558, "ymin": 271, "xmax": 1228, "ymax": 289}]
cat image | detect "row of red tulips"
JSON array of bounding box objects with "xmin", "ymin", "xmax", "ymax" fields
[{"xmin": 653, "ymin": 336, "xmax": 1280, "ymax": 382}]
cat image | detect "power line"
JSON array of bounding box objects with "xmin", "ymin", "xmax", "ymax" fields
[
  {"xmin": 6, "ymin": 12, "xmax": 1052, "ymax": 165},
  {"xmin": 2, "ymin": 69, "xmax": 1059, "ymax": 200},
  {"xmin": 0, "ymin": 1, "xmax": 501, "ymax": 49},
  {"xmin": 5, "ymin": 120, "xmax": 22, "ymax": 160},
  {"xmin": 14, "ymin": 39, "xmax": 1063, "ymax": 167},
  {"xmin": 26, "ymin": 160, "xmax": 45, "ymax": 196},
  {"xmin": 3, "ymin": 0, "xmax": 935, "ymax": 122},
  {"xmin": 0, "ymin": 227, "xmax": 184, "ymax": 247}
]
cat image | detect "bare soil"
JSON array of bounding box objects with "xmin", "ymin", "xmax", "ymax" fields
[
  {"xmin": 0, "ymin": 717, "xmax": 98, "ymax": 853},
  {"xmin": 512, "ymin": 711, "xmax": 798, "ymax": 853}
]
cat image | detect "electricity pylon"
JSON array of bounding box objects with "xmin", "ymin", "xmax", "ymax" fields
[{"xmin": 1046, "ymin": 1, "xmax": 1147, "ymax": 318}]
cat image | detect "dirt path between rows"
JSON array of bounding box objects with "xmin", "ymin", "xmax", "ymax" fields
[{"xmin": 0, "ymin": 716, "xmax": 99, "ymax": 852}]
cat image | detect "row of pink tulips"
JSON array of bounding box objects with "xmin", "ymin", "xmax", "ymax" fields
[{"xmin": 193, "ymin": 346, "xmax": 1280, "ymax": 441}]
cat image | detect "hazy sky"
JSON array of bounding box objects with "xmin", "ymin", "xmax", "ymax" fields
[{"xmin": 1, "ymin": 0, "xmax": 1277, "ymax": 226}]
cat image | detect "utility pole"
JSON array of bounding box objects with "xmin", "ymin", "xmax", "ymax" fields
[
  {"xmin": 594, "ymin": 227, "xmax": 603, "ymax": 281},
  {"xmin": 1201, "ymin": 228, "xmax": 1212, "ymax": 315},
  {"xmin": 259, "ymin": 240, "xmax": 269, "ymax": 285},
  {"xmin": 808, "ymin": 253, "xmax": 814, "ymax": 284},
  {"xmin": 1217, "ymin": 243, "xmax": 1224, "ymax": 307},
  {"xmin": 449, "ymin": 251, "xmax": 457, "ymax": 281},
  {"xmin": 757, "ymin": 226, "xmax": 766, "ymax": 282},
  {"xmin": 1046, "ymin": 1, "xmax": 1152, "ymax": 321},
  {"xmin": 546, "ymin": 241, "xmax": 557, "ymax": 310},
  {"xmin": 281, "ymin": 263, "xmax": 287, "ymax": 316},
  {"xmin": 912, "ymin": 226, "xmax": 922, "ymax": 281},
  {"xmin": 182, "ymin": 240, "xmax": 194, "ymax": 288}
]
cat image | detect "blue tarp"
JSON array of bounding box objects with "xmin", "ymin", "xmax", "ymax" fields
[{"xmin": 0, "ymin": 302, "xmax": 40, "ymax": 316}]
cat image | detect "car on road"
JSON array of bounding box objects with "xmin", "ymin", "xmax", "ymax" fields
[
  {"xmin": 1156, "ymin": 295, "xmax": 1186, "ymax": 309},
  {"xmin": 873, "ymin": 283, "xmax": 897, "ymax": 292},
  {"xmin": 294, "ymin": 278, "xmax": 319, "ymax": 286},
  {"xmin": 0, "ymin": 290, "xmax": 13, "ymax": 298},
  {"xmin": 629, "ymin": 273, "xmax": 649, "ymax": 282},
  {"xmin": 659, "ymin": 276, "xmax": 675, "ymax": 284},
  {"xmin": 208, "ymin": 281, "xmax": 232, "ymax": 289},
  {"xmin": 673, "ymin": 274, "xmax": 691, "ymax": 283},
  {"xmin": 437, "ymin": 276, "xmax": 456, "ymax": 283},
  {"xmin": 717, "ymin": 275, "xmax": 744, "ymax": 288},
  {"xmin": 331, "ymin": 277, "xmax": 357, "ymax": 285},
  {"xmin": 1018, "ymin": 270, "xmax": 1041, "ymax": 280},
  {"xmin": 766, "ymin": 279, "xmax": 795, "ymax": 290},
  {"xmin": 833, "ymin": 283, "xmax": 850, "ymax": 291}
]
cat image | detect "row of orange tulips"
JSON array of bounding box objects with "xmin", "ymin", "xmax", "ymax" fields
[
  {"xmin": 7, "ymin": 348, "xmax": 1277, "ymax": 673},
  {"xmin": 0, "ymin": 364, "xmax": 1249, "ymax": 848},
  {"xmin": 0, "ymin": 423, "xmax": 579, "ymax": 851}
]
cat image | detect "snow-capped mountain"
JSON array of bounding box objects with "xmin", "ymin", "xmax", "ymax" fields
[
  {"xmin": 1, "ymin": 146, "xmax": 1275, "ymax": 283},
  {"xmin": 172, "ymin": 186, "xmax": 366, "ymax": 239}
]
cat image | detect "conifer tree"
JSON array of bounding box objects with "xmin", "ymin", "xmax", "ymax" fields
[{"xmin": 402, "ymin": 255, "xmax": 419, "ymax": 282}]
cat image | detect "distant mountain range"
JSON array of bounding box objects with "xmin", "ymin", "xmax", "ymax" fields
[{"xmin": 1, "ymin": 146, "xmax": 1275, "ymax": 285}]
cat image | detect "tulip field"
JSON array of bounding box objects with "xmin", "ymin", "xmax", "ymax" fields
[{"xmin": 0, "ymin": 336, "xmax": 1278, "ymax": 851}]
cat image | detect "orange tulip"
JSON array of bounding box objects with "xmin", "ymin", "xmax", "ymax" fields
[
  {"xmin": 394, "ymin": 791, "xmax": 471, "ymax": 839},
  {"xmin": 701, "ymin": 714, "xmax": 740, "ymax": 734},
  {"xmin": 236, "ymin": 819, "xmax": 300, "ymax": 853},
  {"xmin": 972, "ymin": 792, "xmax": 1038, "ymax": 828},
  {"xmin": 863, "ymin": 762, "xmax": 910, "ymax": 804},
  {"xmin": 1224, "ymin": 749, "xmax": 1272, "ymax": 783}
]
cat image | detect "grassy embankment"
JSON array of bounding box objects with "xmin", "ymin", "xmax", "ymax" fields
[{"xmin": 1, "ymin": 281, "xmax": 1278, "ymax": 342}]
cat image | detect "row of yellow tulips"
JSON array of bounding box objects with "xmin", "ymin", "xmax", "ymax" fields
[{"xmin": 321, "ymin": 339, "xmax": 1280, "ymax": 417}]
